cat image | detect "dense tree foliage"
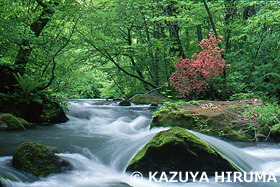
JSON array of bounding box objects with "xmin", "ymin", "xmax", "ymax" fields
[{"xmin": 0, "ymin": 0, "xmax": 279, "ymax": 103}]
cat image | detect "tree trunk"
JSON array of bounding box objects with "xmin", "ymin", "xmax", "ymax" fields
[
  {"xmin": 164, "ymin": 1, "xmax": 185, "ymax": 59},
  {"xmin": 196, "ymin": 24, "xmax": 203, "ymax": 43},
  {"xmin": 14, "ymin": 0, "xmax": 58, "ymax": 74},
  {"xmin": 224, "ymin": 0, "xmax": 238, "ymax": 53},
  {"xmin": 203, "ymin": 0, "xmax": 227, "ymax": 84}
]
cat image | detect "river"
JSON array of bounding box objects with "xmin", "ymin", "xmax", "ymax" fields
[{"xmin": 1, "ymin": 99, "xmax": 280, "ymax": 186}]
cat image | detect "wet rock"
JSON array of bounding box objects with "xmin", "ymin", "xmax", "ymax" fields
[
  {"xmin": 35, "ymin": 100, "xmax": 69, "ymax": 124},
  {"xmin": 113, "ymin": 97, "xmax": 125, "ymax": 101},
  {"xmin": 0, "ymin": 113, "xmax": 31, "ymax": 131},
  {"xmin": 12, "ymin": 142, "xmax": 72, "ymax": 177},
  {"xmin": 126, "ymin": 127, "xmax": 237, "ymax": 176},
  {"xmin": 119, "ymin": 100, "xmax": 131, "ymax": 106}
]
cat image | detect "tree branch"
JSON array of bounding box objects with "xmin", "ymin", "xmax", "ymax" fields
[
  {"xmin": 203, "ymin": 0, "xmax": 226, "ymax": 81},
  {"xmin": 145, "ymin": 84, "xmax": 165, "ymax": 95},
  {"xmin": 79, "ymin": 31, "xmax": 157, "ymax": 89},
  {"xmin": 39, "ymin": 15, "xmax": 81, "ymax": 90},
  {"xmin": 15, "ymin": 0, "xmax": 58, "ymax": 74}
]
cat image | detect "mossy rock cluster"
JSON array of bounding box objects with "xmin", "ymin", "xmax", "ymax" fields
[
  {"xmin": 151, "ymin": 101, "xmax": 260, "ymax": 141},
  {"xmin": 130, "ymin": 93, "xmax": 172, "ymax": 105},
  {"xmin": 0, "ymin": 113, "xmax": 31, "ymax": 131},
  {"xmin": 12, "ymin": 142, "xmax": 72, "ymax": 176},
  {"xmin": 126, "ymin": 127, "xmax": 237, "ymax": 176}
]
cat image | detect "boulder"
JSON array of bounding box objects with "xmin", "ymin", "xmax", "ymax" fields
[
  {"xmin": 12, "ymin": 142, "xmax": 71, "ymax": 176},
  {"xmin": 150, "ymin": 101, "xmax": 260, "ymax": 141},
  {"xmin": 130, "ymin": 93, "xmax": 172, "ymax": 105},
  {"xmin": 0, "ymin": 113, "xmax": 31, "ymax": 130},
  {"xmin": 113, "ymin": 97, "xmax": 125, "ymax": 101},
  {"xmin": 25, "ymin": 100, "xmax": 69, "ymax": 124},
  {"xmin": 119, "ymin": 100, "xmax": 131, "ymax": 106},
  {"xmin": 126, "ymin": 127, "xmax": 237, "ymax": 177}
]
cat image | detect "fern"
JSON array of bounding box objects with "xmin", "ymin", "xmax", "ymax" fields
[{"xmin": 13, "ymin": 73, "xmax": 45, "ymax": 96}]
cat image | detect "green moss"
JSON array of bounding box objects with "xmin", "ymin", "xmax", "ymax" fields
[
  {"xmin": 187, "ymin": 100, "xmax": 200, "ymax": 106},
  {"xmin": 151, "ymin": 110, "xmax": 195, "ymax": 129},
  {"xmin": 150, "ymin": 100, "xmax": 259, "ymax": 141},
  {"xmin": 0, "ymin": 114, "xmax": 25, "ymax": 130},
  {"xmin": 12, "ymin": 142, "xmax": 71, "ymax": 176},
  {"xmin": 127, "ymin": 127, "xmax": 237, "ymax": 176},
  {"xmin": 41, "ymin": 101, "xmax": 69, "ymax": 123},
  {"xmin": 18, "ymin": 118, "xmax": 32, "ymax": 128}
]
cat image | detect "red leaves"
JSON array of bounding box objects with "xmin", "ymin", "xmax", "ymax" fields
[{"xmin": 170, "ymin": 32, "xmax": 228, "ymax": 97}]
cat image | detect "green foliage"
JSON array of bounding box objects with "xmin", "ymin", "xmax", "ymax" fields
[
  {"xmin": 187, "ymin": 100, "xmax": 200, "ymax": 106},
  {"xmin": 13, "ymin": 73, "xmax": 44, "ymax": 96},
  {"xmin": 152, "ymin": 100, "xmax": 200, "ymax": 118},
  {"xmin": 229, "ymin": 93, "xmax": 257, "ymax": 101},
  {"xmin": 193, "ymin": 116, "xmax": 211, "ymax": 133},
  {"xmin": 152, "ymin": 101, "xmax": 186, "ymax": 118},
  {"xmin": 243, "ymin": 103, "xmax": 280, "ymax": 134},
  {"xmin": 1, "ymin": 0, "xmax": 279, "ymax": 101}
]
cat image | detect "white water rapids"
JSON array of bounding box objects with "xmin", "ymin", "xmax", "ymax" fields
[{"xmin": 1, "ymin": 99, "xmax": 280, "ymax": 187}]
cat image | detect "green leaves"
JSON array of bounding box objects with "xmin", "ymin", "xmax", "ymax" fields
[{"xmin": 13, "ymin": 73, "xmax": 45, "ymax": 96}]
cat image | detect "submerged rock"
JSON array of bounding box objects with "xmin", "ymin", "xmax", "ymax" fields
[
  {"xmin": 12, "ymin": 142, "xmax": 72, "ymax": 177},
  {"xmin": 0, "ymin": 113, "xmax": 31, "ymax": 131},
  {"xmin": 130, "ymin": 93, "xmax": 172, "ymax": 105},
  {"xmin": 126, "ymin": 127, "xmax": 237, "ymax": 176}
]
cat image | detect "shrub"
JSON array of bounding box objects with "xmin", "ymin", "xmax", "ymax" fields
[{"xmin": 170, "ymin": 32, "xmax": 229, "ymax": 98}]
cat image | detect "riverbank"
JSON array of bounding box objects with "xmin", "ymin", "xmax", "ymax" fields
[{"xmin": 150, "ymin": 99, "xmax": 280, "ymax": 142}]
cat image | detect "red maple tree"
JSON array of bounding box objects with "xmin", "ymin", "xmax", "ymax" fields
[{"xmin": 170, "ymin": 31, "xmax": 229, "ymax": 97}]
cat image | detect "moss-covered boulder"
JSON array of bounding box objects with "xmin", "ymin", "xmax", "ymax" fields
[
  {"xmin": 40, "ymin": 101, "xmax": 69, "ymax": 124},
  {"xmin": 12, "ymin": 142, "xmax": 72, "ymax": 176},
  {"xmin": 150, "ymin": 101, "xmax": 262, "ymax": 141},
  {"xmin": 126, "ymin": 127, "xmax": 237, "ymax": 176},
  {"xmin": 1, "ymin": 99, "xmax": 68, "ymax": 124},
  {"xmin": 130, "ymin": 93, "xmax": 172, "ymax": 105},
  {"xmin": 0, "ymin": 113, "xmax": 31, "ymax": 130}
]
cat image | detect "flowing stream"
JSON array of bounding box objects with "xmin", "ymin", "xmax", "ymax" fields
[{"xmin": 1, "ymin": 99, "xmax": 280, "ymax": 187}]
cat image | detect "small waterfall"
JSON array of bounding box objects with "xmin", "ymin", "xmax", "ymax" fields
[
  {"xmin": 189, "ymin": 130, "xmax": 263, "ymax": 172},
  {"xmin": 0, "ymin": 157, "xmax": 37, "ymax": 184}
]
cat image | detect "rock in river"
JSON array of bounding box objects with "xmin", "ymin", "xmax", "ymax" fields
[
  {"xmin": 12, "ymin": 142, "xmax": 72, "ymax": 177},
  {"xmin": 126, "ymin": 127, "xmax": 237, "ymax": 177},
  {"xmin": 0, "ymin": 113, "xmax": 31, "ymax": 131}
]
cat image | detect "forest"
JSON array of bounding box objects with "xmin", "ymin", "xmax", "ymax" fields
[
  {"xmin": 1, "ymin": 1, "xmax": 280, "ymax": 186},
  {"xmin": 0, "ymin": 0, "xmax": 280, "ymax": 113}
]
